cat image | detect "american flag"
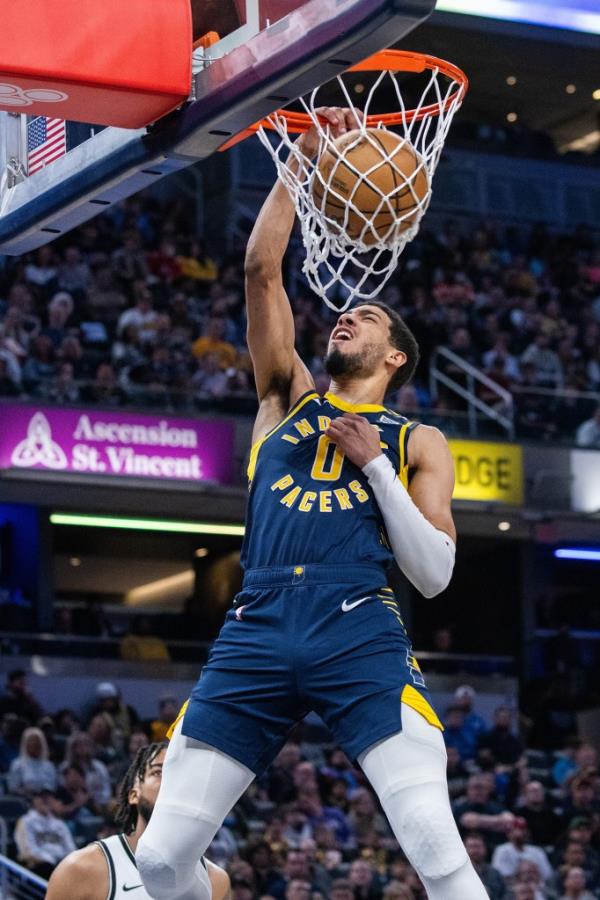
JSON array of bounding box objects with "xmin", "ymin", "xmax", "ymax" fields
[{"xmin": 27, "ymin": 117, "xmax": 67, "ymax": 176}]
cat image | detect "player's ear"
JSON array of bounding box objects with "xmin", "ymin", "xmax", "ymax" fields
[
  {"xmin": 387, "ymin": 348, "xmax": 406, "ymax": 374},
  {"xmin": 128, "ymin": 784, "xmax": 140, "ymax": 806}
]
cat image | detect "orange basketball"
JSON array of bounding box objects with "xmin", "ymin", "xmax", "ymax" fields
[{"xmin": 312, "ymin": 128, "xmax": 429, "ymax": 246}]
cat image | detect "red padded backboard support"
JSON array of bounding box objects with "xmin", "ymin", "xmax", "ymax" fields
[{"xmin": 0, "ymin": 0, "xmax": 192, "ymax": 128}]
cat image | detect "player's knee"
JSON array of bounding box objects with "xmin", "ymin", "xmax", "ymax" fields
[
  {"xmin": 387, "ymin": 792, "xmax": 468, "ymax": 881},
  {"xmin": 136, "ymin": 834, "xmax": 200, "ymax": 900}
]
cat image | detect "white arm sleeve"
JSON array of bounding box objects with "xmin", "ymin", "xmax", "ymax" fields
[{"xmin": 362, "ymin": 454, "xmax": 455, "ymax": 598}]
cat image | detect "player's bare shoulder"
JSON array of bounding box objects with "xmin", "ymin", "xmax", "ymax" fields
[
  {"xmin": 407, "ymin": 423, "xmax": 454, "ymax": 471},
  {"xmin": 46, "ymin": 843, "xmax": 108, "ymax": 900},
  {"xmin": 207, "ymin": 859, "xmax": 232, "ymax": 900}
]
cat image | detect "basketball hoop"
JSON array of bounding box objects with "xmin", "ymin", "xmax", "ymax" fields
[{"xmin": 252, "ymin": 50, "xmax": 468, "ymax": 311}]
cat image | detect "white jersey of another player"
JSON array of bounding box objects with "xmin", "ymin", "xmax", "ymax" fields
[{"xmin": 96, "ymin": 833, "xmax": 150, "ymax": 899}]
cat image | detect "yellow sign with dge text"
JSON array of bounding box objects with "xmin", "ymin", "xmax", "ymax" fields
[{"xmin": 448, "ymin": 440, "xmax": 524, "ymax": 505}]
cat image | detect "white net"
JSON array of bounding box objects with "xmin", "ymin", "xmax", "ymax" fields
[{"xmin": 257, "ymin": 55, "xmax": 466, "ymax": 311}]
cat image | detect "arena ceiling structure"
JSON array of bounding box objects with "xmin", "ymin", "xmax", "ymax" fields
[{"xmin": 401, "ymin": 6, "xmax": 600, "ymax": 154}]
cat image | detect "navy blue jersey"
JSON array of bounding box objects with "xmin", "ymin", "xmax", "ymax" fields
[{"xmin": 241, "ymin": 391, "xmax": 418, "ymax": 570}]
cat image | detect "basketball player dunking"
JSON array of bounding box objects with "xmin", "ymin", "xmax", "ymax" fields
[
  {"xmin": 137, "ymin": 108, "xmax": 488, "ymax": 899},
  {"xmin": 46, "ymin": 743, "xmax": 230, "ymax": 900}
]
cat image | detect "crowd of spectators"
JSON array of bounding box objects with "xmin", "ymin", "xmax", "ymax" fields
[
  {"xmin": 1, "ymin": 669, "xmax": 600, "ymax": 899},
  {"xmin": 0, "ymin": 194, "xmax": 598, "ymax": 446}
]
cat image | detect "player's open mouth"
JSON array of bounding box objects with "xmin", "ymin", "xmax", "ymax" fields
[{"xmin": 332, "ymin": 328, "xmax": 353, "ymax": 342}]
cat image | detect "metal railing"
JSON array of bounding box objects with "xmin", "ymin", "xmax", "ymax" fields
[
  {"xmin": 0, "ymin": 853, "xmax": 47, "ymax": 900},
  {"xmin": 429, "ymin": 347, "xmax": 515, "ymax": 439}
]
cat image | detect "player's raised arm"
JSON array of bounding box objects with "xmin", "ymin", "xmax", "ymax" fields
[{"xmin": 245, "ymin": 107, "xmax": 357, "ymax": 407}]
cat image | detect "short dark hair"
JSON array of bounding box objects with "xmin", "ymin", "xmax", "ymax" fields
[
  {"xmin": 354, "ymin": 300, "xmax": 420, "ymax": 392},
  {"xmin": 115, "ymin": 741, "xmax": 165, "ymax": 834}
]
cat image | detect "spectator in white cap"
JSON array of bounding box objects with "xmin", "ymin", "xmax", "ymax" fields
[
  {"xmin": 454, "ymin": 685, "xmax": 487, "ymax": 760},
  {"xmin": 90, "ymin": 682, "xmax": 139, "ymax": 744}
]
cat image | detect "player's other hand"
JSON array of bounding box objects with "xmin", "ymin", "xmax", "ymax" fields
[
  {"xmin": 297, "ymin": 107, "xmax": 363, "ymax": 159},
  {"xmin": 326, "ymin": 413, "xmax": 382, "ymax": 469}
]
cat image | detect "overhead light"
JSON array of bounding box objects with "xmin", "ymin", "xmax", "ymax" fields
[
  {"xmin": 559, "ymin": 130, "xmax": 600, "ymax": 154},
  {"xmin": 554, "ymin": 548, "xmax": 600, "ymax": 562},
  {"xmin": 50, "ymin": 513, "xmax": 245, "ymax": 537},
  {"xmin": 593, "ymin": 88, "xmax": 600, "ymax": 101},
  {"xmin": 506, "ymin": 75, "xmax": 517, "ymax": 86},
  {"xmin": 565, "ymin": 84, "xmax": 577, "ymax": 95},
  {"xmin": 69, "ymin": 557, "xmax": 82, "ymax": 567},
  {"xmin": 354, "ymin": 83, "xmax": 365, "ymax": 94},
  {"xmin": 195, "ymin": 548, "xmax": 209, "ymax": 558},
  {"xmin": 498, "ymin": 521, "xmax": 511, "ymax": 532},
  {"xmin": 125, "ymin": 569, "xmax": 195, "ymax": 607},
  {"xmin": 506, "ymin": 112, "xmax": 518, "ymax": 123}
]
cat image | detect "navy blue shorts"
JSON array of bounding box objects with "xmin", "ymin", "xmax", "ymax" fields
[{"xmin": 182, "ymin": 563, "xmax": 442, "ymax": 774}]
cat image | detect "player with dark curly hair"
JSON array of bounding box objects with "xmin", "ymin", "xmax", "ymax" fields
[{"xmin": 47, "ymin": 742, "xmax": 230, "ymax": 899}]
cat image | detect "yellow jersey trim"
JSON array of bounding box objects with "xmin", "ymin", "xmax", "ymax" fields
[
  {"xmin": 166, "ymin": 699, "xmax": 189, "ymax": 740},
  {"xmin": 324, "ymin": 392, "xmax": 387, "ymax": 414},
  {"xmin": 401, "ymin": 683, "xmax": 444, "ymax": 731},
  {"xmin": 398, "ymin": 420, "xmax": 412, "ymax": 488},
  {"xmin": 247, "ymin": 391, "xmax": 320, "ymax": 482}
]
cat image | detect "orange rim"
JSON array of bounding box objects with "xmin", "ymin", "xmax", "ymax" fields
[{"xmin": 219, "ymin": 50, "xmax": 468, "ymax": 151}]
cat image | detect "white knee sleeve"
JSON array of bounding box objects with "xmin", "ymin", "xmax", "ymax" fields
[
  {"xmin": 381, "ymin": 781, "xmax": 468, "ymax": 880},
  {"xmin": 137, "ymin": 720, "xmax": 254, "ymax": 900},
  {"xmin": 137, "ymin": 809, "xmax": 214, "ymax": 900},
  {"xmin": 360, "ymin": 704, "xmax": 487, "ymax": 897}
]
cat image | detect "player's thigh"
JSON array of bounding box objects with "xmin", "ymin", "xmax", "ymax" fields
[
  {"xmin": 180, "ymin": 590, "xmax": 300, "ymax": 775},
  {"xmin": 358, "ymin": 703, "xmax": 447, "ymax": 800}
]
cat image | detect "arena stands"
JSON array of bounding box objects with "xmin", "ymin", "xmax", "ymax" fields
[
  {"xmin": 0, "ymin": 671, "xmax": 599, "ymax": 897},
  {"xmin": 0, "ymin": 198, "xmax": 598, "ymax": 446}
]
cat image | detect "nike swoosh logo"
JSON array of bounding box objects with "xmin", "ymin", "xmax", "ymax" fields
[
  {"xmin": 341, "ymin": 596, "xmax": 372, "ymax": 612},
  {"xmin": 123, "ymin": 886, "xmax": 143, "ymax": 893}
]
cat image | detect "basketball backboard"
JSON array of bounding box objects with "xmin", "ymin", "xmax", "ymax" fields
[{"xmin": 0, "ymin": 0, "xmax": 436, "ymax": 255}]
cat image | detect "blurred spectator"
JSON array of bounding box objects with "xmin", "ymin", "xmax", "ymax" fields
[
  {"xmin": 57, "ymin": 246, "xmax": 91, "ymax": 296},
  {"xmin": 559, "ymin": 866, "xmax": 596, "ymax": 899},
  {"xmin": 87, "ymin": 713, "xmax": 121, "ymax": 767},
  {"xmin": 516, "ymin": 781, "xmax": 563, "ymax": 847},
  {"xmin": 42, "ymin": 291, "xmax": 74, "ymax": 347},
  {"xmin": 0, "ymin": 356, "xmax": 21, "ymax": 395},
  {"xmin": 110, "ymin": 729, "xmax": 150, "ymax": 786},
  {"xmin": 454, "ymin": 774, "xmax": 515, "ymax": 848},
  {"xmin": 512, "ymin": 859, "xmax": 547, "ymax": 899},
  {"xmin": 117, "ymin": 280, "xmax": 160, "ymax": 343},
  {"xmin": 347, "ymin": 789, "xmax": 390, "ymax": 844},
  {"xmin": 267, "ymin": 743, "xmax": 302, "ymax": 805},
  {"xmin": 52, "ymin": 762, "xmax": 94, "ymax": 826},
  {"xmin": 150, "ymin": 695, "xmax": 180, "ymax": 743},
  {"xmin": 453, "ymin": 685, "xmax": 488, "ymax": 759},
  {"xmin": 86, "ymin": 266, "xmax": 127, "ymax": 323},
  {"xmin": 192, "ymin": 317, "xmax": 237, "ymax": 367},
  {"xmin": 81, "ymin": 360, "xmax": 126, "ymax": 406},
  {"xmin": 14, "ymin": 789, "xmax": 76, "ymax": 878},
  {"xmin": 465, "ymin": 832, "xmax": 507, "ymax": 899},
  {"xmin": 491, "ymin": 819, "xmax": 553, "ymax": 884},
  {"xmin": 553, "ymin": 745, "xmax": 597, "ymax": 789},
  {"xmin": 60, "ymin": 733, "xmax": 112, "ymax": 810},
  {"xmin": 446, "ymin": 745, "xmax": 470, "ymax": 800},
  {"xmin": 575, "ymin": 406, "xmax": 600, "ymax": 449},
  {"xmin": 21, "ymin": 335, "xmax": 56, "ymax": 395},
  {"xmin": 7, "ymin": 726, "xmax": 58, "ymax": 797},
  {"xmin": 521, "ymin": 334, "xmax": 564, "ymax": 388},
  {"xmin": 0, "ymin": 714, "xmax": 26, "ymax": 772},
  {"xmin": 120, "ymin": 615, "xmax": 171, "ymax": 662},
  {"xmin": 90, "ymin": 681, "xmax": 138, "ymax": 743},
  {"xmin": 48, "ymin": 361, "xmax": 80, "ymax": 404},
  {"xmin": 349, "ymin": 858, "xmax": 384, "ymax": 899},
  {"xmin": 478, "ymin": 707, "xmax": 524, "ymax": 766},
  {"xmin": 443, "ymin": 706, "xmax": 473, "ymax": 761},
  {"xmin": 0, "ymin": 670, "xmax": 44, "ymax": 723},
  {"xmin": 330, "ymin": 878, "xmax": 355, "ymax": 900}
]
